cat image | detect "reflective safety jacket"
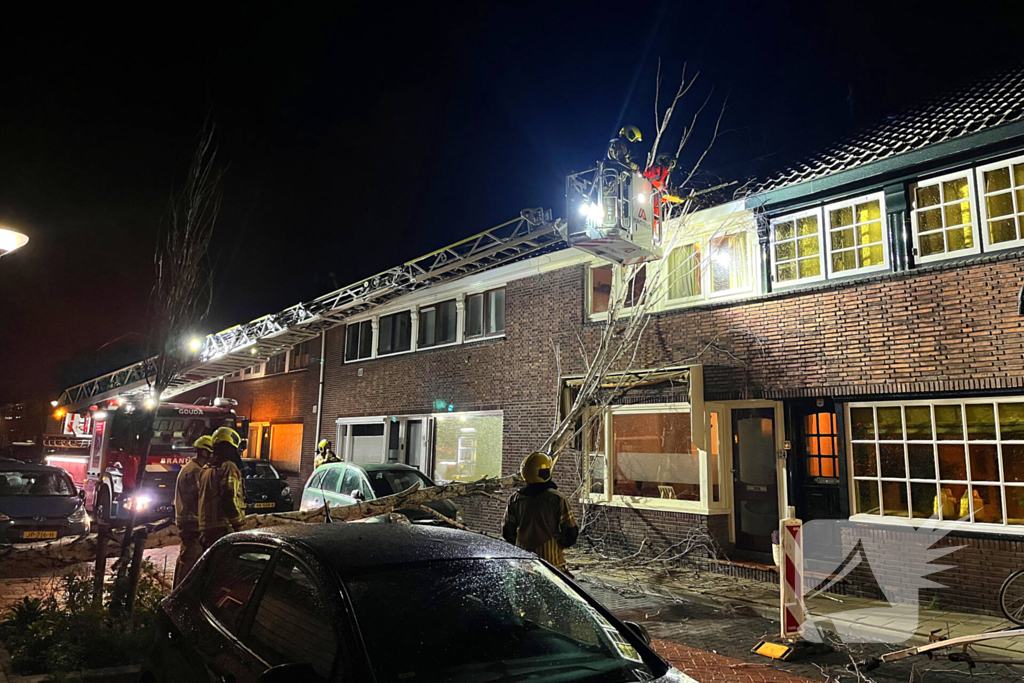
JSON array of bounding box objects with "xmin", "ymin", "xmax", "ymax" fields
[
  {"xmin": 501, "ymin": 482, "xmax": 579, "ymax": 570},
  {"xmin": 313, "ymin": 449, "xmax": 340, "ymax": 469},
  {"xmin": 174, "ymin": 455, "xmax": 208, "ymax": 529},
  {"xmin": 198, "ymin": 460, "xmax": 246, "ymax": 532}
]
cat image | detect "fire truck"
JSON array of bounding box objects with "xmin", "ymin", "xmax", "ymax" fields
[{"xmin": 44, "ymin": 398, "xmax": 244, "ymax": 524}]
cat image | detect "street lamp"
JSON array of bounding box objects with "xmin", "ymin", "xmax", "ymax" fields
[{"xmin": 0, "ymin": 226, "xmax": 29, "ymax": 259}]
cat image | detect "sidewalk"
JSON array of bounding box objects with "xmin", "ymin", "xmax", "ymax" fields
[{"xmin": 570, "ymin": 552, "xmax": 1024, "ymax": 661}]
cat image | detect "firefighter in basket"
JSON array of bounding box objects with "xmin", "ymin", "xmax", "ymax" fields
[
  {"xmin": 501, "ymin": 452, "xmax": 579, "ymax": 572},
  {"xmin": 607, "ymin": 125, "xmax": 642, "ymax": 170},
  {"xmin": 314, "ymin": 439, "xmax": 340, "ymax": 469}
]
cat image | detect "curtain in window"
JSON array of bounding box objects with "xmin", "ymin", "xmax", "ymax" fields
[{"xmin": 668, "ymin": 244, "xmax": 701, "ymax": 299}]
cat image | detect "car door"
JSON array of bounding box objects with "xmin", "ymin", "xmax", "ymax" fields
[
  {"xmin": 242, "ymin": 552, "xmax": 348, "ymax": 682},
  {"xmin": 195, "ymin": 542, "xmax": 276, "ymax": 683},
  {"xmin": 319, "ymin": 466, "xmax": 349, "ymax": 507},
  {"xmin": 339, "ymin": 467, "xmax": 365, "ymax": 503}
]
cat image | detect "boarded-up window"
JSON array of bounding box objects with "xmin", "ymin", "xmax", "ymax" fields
[{"xmin": 269, "ymin": 423, "xmax": 303, "ymax": 473}]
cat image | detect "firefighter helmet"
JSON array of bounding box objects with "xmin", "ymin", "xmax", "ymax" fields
[
  {"xmin": 655, "ymin": 153, "xmax": 677, "ymax": 170},
  {"xmin": 212, "ymin": 426, "xmax": 241, "ymax": 449},
  {"xmin": 619, "ymin": 125, "xmax": 642, "ymax": 143},
  {"xmin": 193, "ymin": 435, "xmax": 215, "ymax": 452},
  {"xmin": 318, "ymin": 439, "xmax": 331, "ymax": 452},
  {"xmin": 521, "ymin": 451, "xmax": 554, "ymax": 485}
]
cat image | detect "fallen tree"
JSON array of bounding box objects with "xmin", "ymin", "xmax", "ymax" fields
[{"xmin": 0, "ymin": 474, "xmax": 519, "ymax": 576}]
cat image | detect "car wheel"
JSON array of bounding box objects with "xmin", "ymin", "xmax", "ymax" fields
[{"xmin": 94, "ymin": 489, "xmax": 111, "ymax": 525}]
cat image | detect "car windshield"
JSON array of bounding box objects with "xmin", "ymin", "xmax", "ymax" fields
[
  {"xmin": 0, "ymin": 470, "xmax": 75, "ymax": 496},
  {"xmin": 345, "ymin": 559, "xmax": 658, "ymax": 683},
  {"xmin": 366, "ymin": 469, "xmax": 433, "ymax": 498},
  {"xmin": 241, "ymin": 461, "xmax": 279, "ymax": 479}
]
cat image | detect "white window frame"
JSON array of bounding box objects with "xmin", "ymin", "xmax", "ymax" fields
[
  {"xmin": 582, "ymin": 402, "xmax": 718, "ymax": 514},
  {"xmin": 975, "ymin": 154, "xmax": 1024, "ymax": 252},
  {"xmin": 823, "ymin": 191, "xmax": 890, "ymax": 278},
  {"xmin": 846, "ymin": 397, "xmax": 1024, "ymax": 535},
  {"xmin": 769, "ymin": 207, "xmax": 826, "ymax": 288},
  {"xmin": 375, "ymin": 309, "xmax": 414, "ymax": 359},
  {"xmin": 664, "ymin": 241, "xmax": 705, "ymax": 305},
  {"xmin": 343, "ymin": 320, "xmax": 374, "ymax": 363},
  {"xmin": 586, "ymin": 264, "xmax": 614, "ymax": 321},
  {"xmin": 417, "ymin": 299, "xmax": 459, "ymax": 350},
  {"xmin": 705, "ymin": 229, "xmax": 757, "ymax": 300},
  {"xmin": 909, "ymin": 169, "xmax": 981, "ymax": 264}
]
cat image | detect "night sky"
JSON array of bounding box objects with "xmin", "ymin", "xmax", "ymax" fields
[{"xmin": 1, "ymin": 2, "xmax": 1021, "ymax": 404}]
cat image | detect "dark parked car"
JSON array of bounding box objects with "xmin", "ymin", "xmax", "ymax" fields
[
  {"xmin": 141, "ymin": 524, "xmax": 697, "ymax": 683},
  {"xmin": 300, "ymin": 462, "xmax": 461, "ymax": 525},
  {"xmin": 0, "ymin": 462, "xmax": 90, "ymax": 543},
  {"xmin": 240, "ymin": 459, "xmax": 293, "ymax": 513}
]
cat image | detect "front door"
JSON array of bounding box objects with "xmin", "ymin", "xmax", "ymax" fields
[{"xmin": 732, "ymin": 407, "xmax": 779, "ymax": 554}]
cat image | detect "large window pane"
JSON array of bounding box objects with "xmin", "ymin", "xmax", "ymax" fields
[
  {"xmin": 973, "ymin": 486, "xmax": 1003, "ymax": 524},
  {"xmin": 612, "ymin": 412, "xmax": 698, "ymax": 501},
  {"xmin": 850, "ymin": 408, "xmax": 875, "ymax": 440},
  {"xmin": 905, "ymin": 406, "xmax": 932, "ymax": 439},
  {"xmin": 201, "ymin": 544, "xmax": 272, "ymax": 634},
  {"xmin": 590, "ymin": 266, "xmax": 612, "ymax": 314},
  {"xmin": 911, "ymin": 482, "xmax": 938, "ymax": 519},
  {"xmin": 247, "ymin": 555, "xmax": 337, "ymax": 678},
  {"xmin": 856, "ymin": 480, "xmax": 880, "ymax": 514},
  {"xmin": 434, "ymin": 413, "xmax": 503, "ymax": 482},
  {"xmin": 419, "ymin": 300, "xmax": 457, "ymax": 348},
  {"xmin": 465, "ymin": 294, "xmax": 483, "ymax": 337},
  {"xmin": 773, "ymin": 213, "xmax": 821, "ymax": 285},
  {"xmin": 852, "ymin": 443, "xmax": 877, "ymax": 476},
  {"xmin": 882, "ymin": 481, "xmax": 909, "ymax": 517},
  {"xmin": 934, "ymin": 405, "xmax": 964, "ymax": 440},
  {"xmin": 486, "ymin": 288, "xmax": 505, "ymax": 334},
  {"xmin": 879, "ymin": 443, "xmax": 906, "ymax": 478},
  {"xmin": 969, "ymin": 444, "xmax": 999, "ymax": 482},
  {"xmin": 668, "ymin": 244, "xmax": 701, "ymax": 299},
  {"xmin": 912, "ymin": 174, "xmax": 976, "ymax": 260},
  {"xmin": 378, "ymin": 311, "xmax": 411, "ymax": 355},
  {"xmin": 877, "ymin": 407, "xmax": 903, "ymax": 439},
  {"xmin": 966, "ymin": 404, "xmax": 997, "ymax": 440},
  {"xmin": 1000, "ymin": 403, "xmax": 1024, "ymax": 439},
  {"xmin": 908, "ymin": 444, "xmax": 936, "ymax": 479},
  {"xmin": 710, "ymin": 234, "xmax": 750, "ymax": 293},
  {"xmin": 938, "ymin": 444, "xmax": 967, "ymax": 480},
  {"xmin": 623, "ymin": 265, "xmax": 647, "ymax": 308}
]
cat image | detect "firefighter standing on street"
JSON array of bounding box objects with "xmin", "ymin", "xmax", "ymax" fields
[
  {"xmin": 173, "ymin": 434, "xmax": 212, "ymax": 587},
  {"xmin": 198, "ymin": 427, "xmax": 246, "ymax": 548},
  {"xmin": 314, "ymin": 439, "xmax": 339, "ymax": 468},
  {"xmin": 501, "ymin": 452, "xmax": 579, "ymax": 572}
]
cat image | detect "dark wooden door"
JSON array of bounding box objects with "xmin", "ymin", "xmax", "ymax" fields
[{"xmin": 732, "ymin": 407, "xmax": 779, "ymax": 553}]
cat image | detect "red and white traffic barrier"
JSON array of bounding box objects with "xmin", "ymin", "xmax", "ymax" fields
[{"xmin": 780, "ymin": 517, "xmax": 805, "ymax": 640}]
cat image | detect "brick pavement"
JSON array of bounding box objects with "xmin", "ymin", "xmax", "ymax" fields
[{"xmin": 652, "ymin": 639, "xmax": 816, "ymax": 683}]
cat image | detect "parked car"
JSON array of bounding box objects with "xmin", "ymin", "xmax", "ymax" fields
[
  {"xmin": 141, "ymin": 524, "xmax": 697, "ymax": 683},
  {"xmin": 0, "ymin": 462, "xmax": 90, "ymax": 543},
  {"xmin": 240, "ymin": 459, "xmax": 293, "ymax": 513},
  {"xmin": 300, "ymin": 462, "xmax": 461, "ymax": 525}
]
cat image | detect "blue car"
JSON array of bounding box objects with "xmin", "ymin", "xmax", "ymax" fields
[{"xmin": 0, "ymin": 462, "xmax": 90, "ymax": 543}]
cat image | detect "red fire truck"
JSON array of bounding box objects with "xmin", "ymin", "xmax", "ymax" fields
[{"xmin": 44, "ymin": 398, "xmax": 244, "ymax": 524}]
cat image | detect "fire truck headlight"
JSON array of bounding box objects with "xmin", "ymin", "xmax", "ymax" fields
[{"xmin": 134, "ymin": 495, "xmax": 151, "ymax": 511}]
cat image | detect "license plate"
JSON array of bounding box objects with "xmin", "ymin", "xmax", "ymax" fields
[
  {"xmin": 23, "ymin": 531, "xmax": 58, "ymax": 539},
  {"xmin": 254, "ymin": 502, "xmax": 276, "ymax": 509}
]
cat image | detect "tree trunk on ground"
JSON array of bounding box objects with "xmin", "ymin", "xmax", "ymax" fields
[{"xmin": 0, "ymin": 474, "xmax": 519, "ymax": 576}]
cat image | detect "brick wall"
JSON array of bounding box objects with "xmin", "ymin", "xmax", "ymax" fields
[
  {"xmin": 220, "ymin": 369, "xmax": 320, "ymax": 499},
  {"xmin": 308, "ymin": 250, "xmax": 1024, "ymax": 605}
]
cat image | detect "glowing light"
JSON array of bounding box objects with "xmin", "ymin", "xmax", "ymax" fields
[
  {"xmin": 0, "ymin": 226, "xmax": 29, "ymax": 257},
  {"xmin": 578, "ymin": 203, "xmax": 589, "ymax": 216},
  {"xmin": 94, "ymin": 411, "xmax": 107, "ymax": 420},
  {"xmin": 144, "ymin": 398, "xmax": 155, "ymax": 409},
  {"xmin": 250, "ymin": 347, "xmax": 258, "ymax": 355},
  {"xmin": 713, "ymin": 251, "xmax": 731, "ymax": 267},
  {"xmin": 50, "ymin": 400, "xmax": 59, "ymax": 408},
  {"xmin": 189, "ymin": 338, "xmax": 203, "ymax": 352},
  {"xmin": 636, "ymin": 193, "xmax": 647, "ymax": 204},
  {"xmin": 53, "ymin": 408, "xmax": 67, "ymax": 419}
]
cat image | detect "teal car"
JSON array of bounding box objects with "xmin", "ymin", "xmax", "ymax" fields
[{"xmin": 300, "ymin": 462, "xmax": 462, "ymax": 526}]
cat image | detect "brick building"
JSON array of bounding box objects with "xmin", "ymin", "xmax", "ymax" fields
[{"xmin": 58, "ymin": 69, "xmax": 1024, "ymax": 615}]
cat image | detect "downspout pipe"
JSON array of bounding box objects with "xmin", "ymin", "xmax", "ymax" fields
[{"xmin": 313, "ymin": 330, "xmax": 327, "ymax": 448}]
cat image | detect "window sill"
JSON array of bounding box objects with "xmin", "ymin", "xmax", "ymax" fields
[
  {"xmin": 848, "ymin": 513, "xmax": 1024, "ymax": 537},
  {"xmin": 464, "ymin": 332, "xmax": 506, "ymax": 345},
  {"xmin": 582, "ymin": 494, "xmax": 718, "ymax": 515}
]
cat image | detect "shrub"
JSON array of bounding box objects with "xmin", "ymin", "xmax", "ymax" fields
[{"xmin": 0, "ymin": 564, "xmax": 167, "ymax": 677}]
